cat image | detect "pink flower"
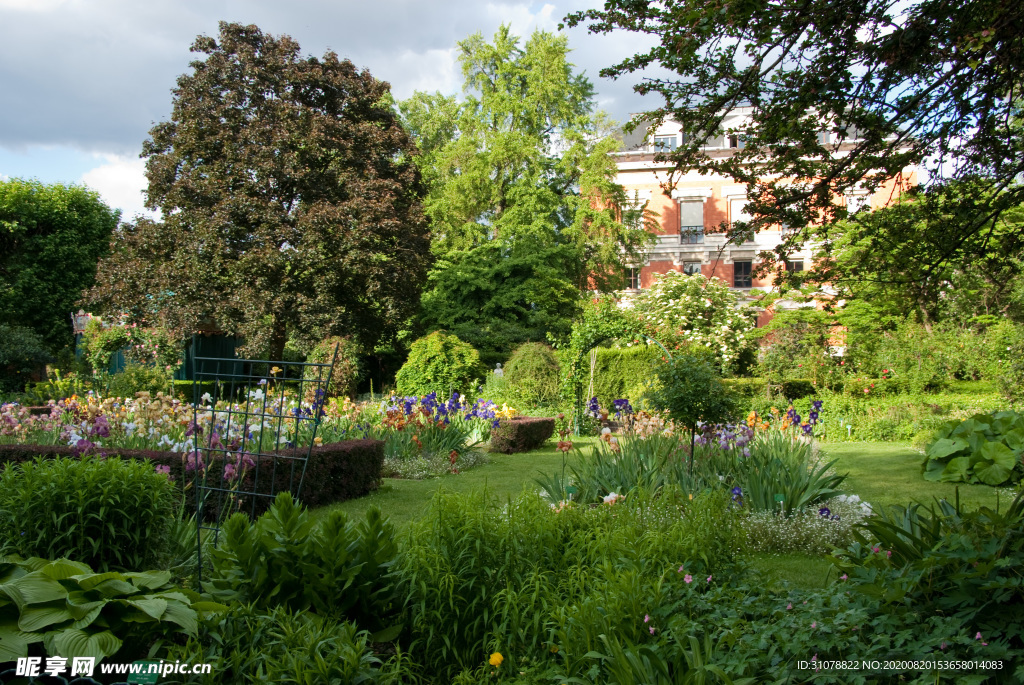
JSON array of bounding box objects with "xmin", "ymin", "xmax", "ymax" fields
[
  {"xmin": 811, "ymin": 622, "xmax": 817, "ymax": 629},
  {"xmin": 872, "ymin": 547, "xmax": 880, "ymax": 553},
  {"xmin": 976, "ymin": 632, "xmax": 988, "ymax": 646},
  {"xmin": 684, "ymin": 574, "xmax": 693, "ymax": 584},
  {"xmin": 649, "ymin": 626, "xmax": 655, "ymax": 635},
  {"xmin": 940, "ymin": 641, "xmax": 947, "ymax": 650},
  {"xmin": 840, "ymin": 574, "xmax": 848, "ymax": 580},
  {"xmin": 886, "ymin": 550, "xmax": 892, "ymax": 558},
  {"xmin": 644, "ymin": 614, "xmax": 650, "ymax": 623},
  {"xmin": 678, "ymin": 565, "xmax": 685, "ymax": 573},
  {"xmin": 707, "ymin": 575, "xmax": 712, "ymax": 583},
  {"xmin": 786, "ymin": 603, "xmax": 792, "ymax": 610}
]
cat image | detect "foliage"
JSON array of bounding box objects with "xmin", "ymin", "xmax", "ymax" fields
[
  {"xmin": 503, "ymin": 343, "xmax": 562, "ymax": 408},
  {"xmin": 399, "ymin": 487, "xmax": 740, "ymax": 680},
  {"xmin": 0, "ymin": 324, "xmax": 53, "ymax": 394},
  {"xmin": 395, "ymin": 331, "xmax": 483, "ymax": 398},
  {"xmin": 0, "ymin": 556, "xmax": 221, "ymax": 663},
  {"xmin": 21, "ymin": 370, "xmax": 92, "ymax": 405},
  {"xmin": 302, "ymin": 335, "xmax": 360, "ymax": 402},
  {"xmin": 203, "ymin": 492, "xmax": 400, "ymax": 635},
  {"xmin": 996, "ymin": 322, "xmax": 1024, "ymax": 403},
  {"xmin": 755, "ymin": 308, "xmax": 844, "ymax": 391},
  {"xmin": 162, "ymin": 604, "xmax": 389, "ymax": 685},
  {"xmin": 631, "ymin": 272, "xmax": 755, "ymax": 370},
  {"xmin": 922, "ymin": 411, "xmax": 1024, "ymax": 486},
  {"xmin": 564, "ymin": 0, "xmax": 1024, "ymax": 278},
  {"xmin": 652, "ymin": 351, "xmax": 736, "ymax": 459},
  {"xmin": 834, "ymin": 493, "xmax": 1024, "ymax": 656},
  {"xmin": 82, "ymin": 318, "xmax": 182, "ymax": 375},
  {"xmin": 408, "ymin": 26, "xmax": 655, "ymax": 359},
  {"xmin": 740, "ymin": 494, "xmax": 873, "ymax": 555},
  {"xmin": 0, "ymin": 178, "xmax": 118, "ymax": 353},
  {"xmin": 734, "ymin": 431, "xmax": 846, "ymax": 517},
  {"xmin": 489, "ymin": 417, "xmax": 556, "ymax": 454},
  {"xmin": 87, "ymin": 22, "xmax": 430, "ymax": 360},
  {"xmin": 0, "ymin": 456, "xmax": 176, "ymax": 572},
  {"xmin": 587, "ymin": 345, "xmax": 664, "ymax": 411},
  {"xmin": 104, "ymin": 364, "xmax": 174, "ymax": 398}
]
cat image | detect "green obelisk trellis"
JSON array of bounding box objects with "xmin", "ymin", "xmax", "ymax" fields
[{"xmin": 189, "ymin": 338, "xmax": 338, "ymax": 576}]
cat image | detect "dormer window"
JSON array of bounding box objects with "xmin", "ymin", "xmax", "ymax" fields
[{"xmin": 653, "ymin": 135, "xmax": 677, "ymax": 151}]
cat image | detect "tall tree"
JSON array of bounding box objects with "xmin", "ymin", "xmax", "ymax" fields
[
  {"xmin": 564, "ymin": 0, "xmax": 1024, "ymax": 283},
  {"xmin": 0, "ymin": 178, "xmax": 118, "ymax": 352},
  {"xmin": 88, "ymin": 22, "xmax": 431, "ymax": 359},
  {"xmin": 401, "ymin": 27, "xmax": 655, "ymax": 360}
]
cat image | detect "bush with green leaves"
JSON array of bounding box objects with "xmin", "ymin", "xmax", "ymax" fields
[
  {"xmin": 399, "ymin": 487, "xmax": 741, "ymax": 680},
  {"xmin": 588, "ymin": 345, "xmax": 663, "ymax": 410},
  {"xmin": 203, "ymin": 492, "xmax": 400, "ymax": 637},
  {"xmin": 102, "ymin": 363, "xmax": 174, "ymax": 398},
  {"xmin": 302, "ymin": 335, "xmax": 359, "ymax": 401},
  {"xmin": 0, "ymin": 456, "xmax": 176, "ymax": 571},
  {"xmin": 834, "ymin": 493, "xmax": 1024, "ymax": 659},
  {"xmin": 994, "ymin": 321, "xmax": 1024, "ymax": 403},
  {"xmin": 922, "ymin": 410, "xmax": 1024, "ymax": 486},
  {"xmin": 0, "ymin": 324, "xmax": 53, "ymax": 394},
  {"xmin": 395, "ymin": 331, "xmax": 484, "ymax": 398},
  {"xmin": 652, "ymin": 350, "xmax": 736, "ymax": 459},
  {"xmin": 0, "ymin": 556, "xmax": 222, "ymax": 663},
  {"xmin": 502, "ymin": 342, "xmax": 561, "ymax": 407},
  {"xmin": 162, "ymin": 604, "xmax": 393, "ymax": 685},
  {"xmin": 630, "ymin": 271, "xmax": 755, "ymax": 369}
]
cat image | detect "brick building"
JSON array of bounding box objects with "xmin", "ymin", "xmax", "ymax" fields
[{"xmin": 613, "ymin": 108, "xmax": 918, "ymax": 326}]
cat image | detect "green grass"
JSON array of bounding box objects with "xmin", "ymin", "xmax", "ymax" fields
[
  {"xmin": 819, "ymin": 441, "xmax": 1019, "ymax": 512},
  {"xmin": 314, "ymin": 437, "xmax": 599, "ymax": 528}
]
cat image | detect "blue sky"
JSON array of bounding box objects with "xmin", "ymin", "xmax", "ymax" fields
[{"xmin": 0, "ymin": 0, "xmax": 658, "ymax": 221}]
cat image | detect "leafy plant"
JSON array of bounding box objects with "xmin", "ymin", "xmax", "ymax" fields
[
  {"xmin": 0, "ymin": 556, "xmax": 223, "ymax": 663},
  {"xmin": 0, "ymin": 456, "xmax": 176, "ymax": 571},
  {"xmin": 503, "ymin": 342, "xmax": 562, "ymax": 407},
  {"xmin": 922, "ymin": 410, "xmax": 1024, "ymax": 486},
  {"xmin": 162, "ymin": 604, "xmax": 389, "ymax": 685},
  {"xmin": 0, "ymin": 324, "xmax": 53, "ymax": 394},
  {"xmin": 302, "ymin": 335, "xmax": 360, "ymax": 401},
  {"xmin": 736, "ymin": 431, "xmax": 847, "ymax": 517},
  {"xmin": 103, "ymin": 363, "xmax": 174, "ymax": 398},
  {"xmin": 203, "ymin": 492, "xmax": 400, "ymax": 636},
  {"xmin": 395, "ymin": 331, "xmax": 484, "ymax": 398}
]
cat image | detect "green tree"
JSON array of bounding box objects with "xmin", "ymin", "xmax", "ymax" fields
[
  {"xmin": 564, "ymin": 0, "xmax": 1024, "ymax": 281},
  {"xmin": 87, "ymin": 22, "xmax": 430, "ymax": 360},
  {"xmin": 402, "ymin": 27, "xmax": 655, "ymax": 359},
  {"xmin": 0, "ymin": 178, "xmax": 118, "ymax": 353}
]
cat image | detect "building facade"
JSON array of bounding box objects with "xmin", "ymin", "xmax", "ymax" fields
[{"xmin": 614, "ymin": 109, "xmax": 918, "ymax": 325}]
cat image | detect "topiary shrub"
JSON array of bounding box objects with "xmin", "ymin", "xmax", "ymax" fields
[
  {"xmin": 590, "ymin": 346, "xmax": 663, "ymax": 409},
  {"xmin": 489, "ymin": 416, "xmax": 555, "ymax": 453},
  {"xmin": 0, "ymin": 455, "xmax": 176, "ymax": 571},
  {"xmin": 502, "ymin": 342, "xmax": 561, "ymax": 407},
  {"xmin": 303, "ymin": 336, "xmax": 360, "ymax": 402},
  {"xmin": 395, "ymin": 331, "xmax": 483, "ymax": 398},
  {"xmin": 104, "ymin": 363, "xmax": 173, "ymax": 398}
]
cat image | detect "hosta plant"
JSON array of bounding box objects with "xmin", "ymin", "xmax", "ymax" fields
[
  {"xmin": 0, "ymin": 556, "xmax": 224, "ymax": 663},
  {"xmin": 922, "ymin": 410, "xmax": 1024, "ymax": 486}
]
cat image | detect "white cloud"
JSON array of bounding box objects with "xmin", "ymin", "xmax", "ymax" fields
[{"xmin": 79, "ymin": 154, "xmax": 154, "ymax": 221}]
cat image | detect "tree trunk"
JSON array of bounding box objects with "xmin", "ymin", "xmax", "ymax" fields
[{"xmin": 269, "ymin": 322, "xmax": 287, "ymax": 362}]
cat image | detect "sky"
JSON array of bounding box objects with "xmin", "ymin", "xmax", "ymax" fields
[{"xmin": 0, "ymin": 0, "xmax": 660, "ymax": 220}]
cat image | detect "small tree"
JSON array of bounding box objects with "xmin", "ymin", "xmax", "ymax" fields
[
  {"xmin": 654, "ymin": 352, "xmax": 736, "ymax": 475},
  {"xmin": 395, "ymin": 332, "xmax": 483, "ymax": 398}
]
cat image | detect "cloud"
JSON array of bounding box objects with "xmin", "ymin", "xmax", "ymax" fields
[{"xmin": 79, "ymin": 154, "xmax": 154, "ymax": 221}]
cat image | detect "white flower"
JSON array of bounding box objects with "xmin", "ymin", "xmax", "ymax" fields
[
  {"xmin": 249, "ymin": 389, "xmax": 265, "ymax": 402},
  {"xmin": 603, "ymin": 492, "xmax": 623, "ymax": 505},
  {"xmin": 201, "ymin": 392, "xmax": 213, "ymax": 404}
]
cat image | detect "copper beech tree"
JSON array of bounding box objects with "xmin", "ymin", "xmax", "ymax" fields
[{"xmin": 89, "ymin": 22, "xmax": 431, "ymax": 359}]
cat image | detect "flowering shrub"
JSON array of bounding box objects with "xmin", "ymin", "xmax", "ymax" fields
[
  {"xmin": 630, "ymin": 271, "xmax": 755, "ymax": 369},
  {"xmin": 82, "ymin": 318, "xmax": 182, "ymax": 373}
]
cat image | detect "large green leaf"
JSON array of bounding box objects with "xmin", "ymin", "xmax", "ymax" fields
[
  {"xmin": 0, "ymin": 627, "xmax": 40, "ymax": 662},
  {"xmin": 926, "ymin": 437, "xmax": 969, "ymax": 460},
  {"xmin": 47, "ymin": 628, "xmax": 122, "ymax": 659},
  {"xmin": 975, "ymin": 462, "xmax": 1013, "ymax": 486},
  {"xmin": 3, "ymin": 573, "xmax": 68, "ymax": 608},
  {"xmin": 160, "ymin": 602, "xmax": 198, "ymax": 634},
  {"xmin": 40, "ymin": 559, "xmax": 92, "ymax": 580},
  {"xmin": 18, "ymin": 605, "xmax": 72, "ymax": 632},
  {"xmin": 922, "ymin": 458, "xmax": 946, "ymax": 482},
  {"xmin": 940, "ymin": 457, "xmax": 971, "ymax": 483},
  {"xmin": 124, "ymin": 570, "xmax": 172, "ymax": 591},
  {"xmin": 981, "ymin": 441, "xmax": 1018, "ymax": 470},
  {"xmin": 127, "ymin": 598, "xmax": 168, "ymax": 620}
]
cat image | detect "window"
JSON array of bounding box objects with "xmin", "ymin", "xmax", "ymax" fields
[
  {"xmin": 785, "ymin": 260, "xmax": 804, "ymax": 273},
  {"xmin": 679, "ymin": 200, "xmax": 704, "ymax": 244},
  {"xmin": 816, "ymin": 131, "xmax": 830, "ymax": 145},
  {"xmin": 729, "ymin": 198, "xmax": 752, "ymax": 225},
  {"xmin": 728, "ymin": 134, "xmax": 745, "ymax": 149},
  {"xmin": 734, "ymin": 261, "xmax": 752, "ymax": 288},
  {"xmin": 683, "ymin": 261, "xmax": 702, "ymax": 276},
  {"xmin": 626, "ymin": 267, "xmax": 641, "ymax": 290},
  {"xmin": 653, "ymin": 135, "xmax": 677, "ymax": 151}
]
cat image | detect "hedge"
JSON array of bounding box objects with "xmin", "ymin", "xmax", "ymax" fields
[
  {"xmin": 722, "ymin": 378, "xmax": 817, "ymax": 400},
  {"xmin": 489, "ymin": 416, "xmax": 556, "ymax": 454},
  {"xmin": 0, "ymin": 439, "xmax": 383, "ymax": 517}
]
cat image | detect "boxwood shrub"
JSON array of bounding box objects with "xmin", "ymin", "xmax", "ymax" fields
[{"xmin": 489, "ymin": 416, "xmax": 555, "ymax": 453}]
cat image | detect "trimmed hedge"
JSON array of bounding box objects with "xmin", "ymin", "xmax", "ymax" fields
[
  {"xmin": 722, "ymin": 377, "xmax": 817, "ymax": 400},
  {"xmin": 489, "ymin": 416, "xmax": 555, "ymax": 454},
  {"xmin": 585, "ymin": 346, "xmax": 664, "ymax": 408},
  {"xmin": 0, "ymin": 439, "xmax": 383, "ymax": 517}
]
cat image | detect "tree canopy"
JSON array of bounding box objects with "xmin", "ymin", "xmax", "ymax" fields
[
  {"xmin": 400, "ymin": 26, "xmax": 655, "ymax": 361},
  {"xmin": 88, "ymin": 22, "xmax": 431, "ymax": 359},
  {"xmin": 0, "ymin": 178, "xmax": 118, "ymax": 352},
  {"xmin": 565, "ymin": 0, "xmax": 1024, "ymax": 282}
]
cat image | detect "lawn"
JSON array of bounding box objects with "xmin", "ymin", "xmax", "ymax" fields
[{"xmin": 317, "ymin": 437, "xmax": 1022, "ymax": 592}]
